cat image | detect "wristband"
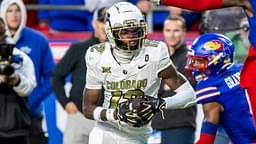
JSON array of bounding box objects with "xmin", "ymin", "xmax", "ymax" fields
[
  {"xmin": 106, "ymin": 109, "xmax": 116, "ymax": 121},
  {"xmin": 196, "ymin": 121, "xmax": 218, "ymax": 144},
  {"xmin": 93, "ymin": 107, "xmax": 105, "ymax": 122}
]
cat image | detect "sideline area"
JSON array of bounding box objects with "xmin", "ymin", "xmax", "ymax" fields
[{"xmin": 45, "ymin": 31, "xmax": 199, "ymax": 61}]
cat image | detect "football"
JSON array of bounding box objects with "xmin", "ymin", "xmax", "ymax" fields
[{"xmin": 130, "ymin": 96, "xmax": 148, "ymax": 112}]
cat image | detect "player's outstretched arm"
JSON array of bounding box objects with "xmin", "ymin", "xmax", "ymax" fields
[
  {"xmin": 159, "ymin": 65, "xmax": 196, "ymax": 109},
  {"xmin": 151, "ymin": 0, "xmax": 224, "ymax": 11}
]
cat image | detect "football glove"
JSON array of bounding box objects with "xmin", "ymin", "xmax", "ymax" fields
[
  {"xmin": 117, "ymin": 95, "xmax": 166, "ymax": 127},
  {"xmin": 131, "ymin": 96, "xmax": 166, "ymax": 120},
  {"xmin": 117, "ymin": 100, "xmax": 143, "ymax": 127}
]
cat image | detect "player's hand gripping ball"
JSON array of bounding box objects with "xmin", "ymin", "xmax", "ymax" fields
[{"xmin": 117, "ymin": 95, "xmax": 166, "ymax": 127}]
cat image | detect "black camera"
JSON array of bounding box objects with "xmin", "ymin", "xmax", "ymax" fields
[
  {"xmin": 240, "ymin": 22, "xmax": 250, "ymax": 32},
  {"xmin": 0, "ymin": 43, "xmax": 15, "ymax": 76}
]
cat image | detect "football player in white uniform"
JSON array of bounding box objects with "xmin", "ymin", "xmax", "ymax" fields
[{"xmin": 83, "ymin": 2, "xmax": 196, "ymax": 144}]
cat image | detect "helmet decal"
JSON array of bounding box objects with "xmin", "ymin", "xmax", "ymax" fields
[{"xmin": 204, "ymin": 40, "xmax": 224, "ymax": 51}]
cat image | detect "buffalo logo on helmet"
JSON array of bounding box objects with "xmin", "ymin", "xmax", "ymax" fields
[{"xmin": 203, "ymin": 40, "xmax": 224, "ymax": 51}]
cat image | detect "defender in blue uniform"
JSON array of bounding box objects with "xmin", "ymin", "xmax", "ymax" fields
[
  {"xmin": 151, "ymin": 0, "xmax": 256, "ymax": 132},
  {"xmin": 186, "ymin": 33, "xmax": 256, "ymax": 144}
]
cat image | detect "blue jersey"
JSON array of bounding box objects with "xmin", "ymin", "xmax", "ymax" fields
[
  {"xmin": 196, "ymin": 63, "xmax": 256, "ymax": 143},
  {"xmin": 248, "ymin": 0, "xmax": 256, "ymax": 48}
]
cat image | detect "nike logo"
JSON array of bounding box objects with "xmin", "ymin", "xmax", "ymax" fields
[{"xmin": 138, "ymin": 64, "xmax": 147, "ymax": 69}]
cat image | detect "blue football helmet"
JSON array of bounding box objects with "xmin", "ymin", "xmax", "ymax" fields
[{"xmin": 186, "ymin": 33, "xmax": 235, "ymax": 81}]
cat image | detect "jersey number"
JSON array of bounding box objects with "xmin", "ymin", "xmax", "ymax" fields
[{"xmin": 109, "ymin": 89, "xmax": 144, "ymax": 109}]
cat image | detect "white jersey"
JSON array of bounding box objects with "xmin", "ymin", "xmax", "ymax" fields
[{"xmin": 85, "ymin": 39, "xmax": 172, "ymax": 141}]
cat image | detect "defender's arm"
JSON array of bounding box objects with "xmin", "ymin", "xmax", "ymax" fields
[
  {"xmin": 196, "ymin": 102, "xmax": 223, "ymax": 144},
  {"xmin": 153, "ymin": 0, "xmax": 224, "ymax": 11},
  {"xmin": 152, "ymin": 0, "xmax": 247, "ymax": 11}
]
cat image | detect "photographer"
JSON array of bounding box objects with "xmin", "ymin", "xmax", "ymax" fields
[
  {"xmin": 225, "ymin": 17, "xmax": 249, "ymax": 64},
  {"xmin": 0, "ymin": 18, "xmax": 36, "ymax": 144}
]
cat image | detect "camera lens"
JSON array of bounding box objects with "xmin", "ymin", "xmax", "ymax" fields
[
  {"xmin": 2, "ymin": 65, "xmax": 14, "ymax": 76},
  {"xmin": 241, "ymin": 24, "xmax": 249, "ymax": 32}
]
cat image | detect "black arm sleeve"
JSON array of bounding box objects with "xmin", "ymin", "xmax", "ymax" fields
[{"xmin": 51, "ymin": 44, "xmax": 78, "ymax": 109}]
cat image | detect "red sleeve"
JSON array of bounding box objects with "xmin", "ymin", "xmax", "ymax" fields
[
  {"xmin": 196, "ymin": 134, "xmax": 215, "ymax": 144},
  {"xmin": 195, "ymin": 122, "xmax": 218, "ymax": 144},
  {"xmin": 160, "ymin": 0, "xmax": 224, "ymax": 11}
]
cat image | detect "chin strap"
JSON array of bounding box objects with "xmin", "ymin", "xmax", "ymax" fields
[{"xmin": 112, "ymin": 48, "xmax": 137, "ymax": 64}]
